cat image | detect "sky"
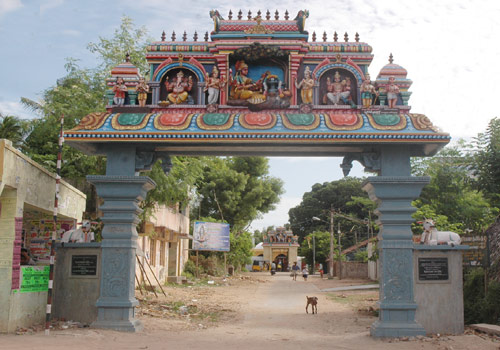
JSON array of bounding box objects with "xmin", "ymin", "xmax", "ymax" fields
[{"xmin": 0, "ymin": 0, "xmax": 499, "ymax": 231}]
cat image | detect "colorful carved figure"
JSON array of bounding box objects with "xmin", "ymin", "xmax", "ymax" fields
[
  {"xmin": 295, "ymin": 66, "xmax": 314, "ymax": 104},
  {"xmin": 165, "ymin": 71, "xmax": 193, "ymax": 104},
  {"xmin": 204, "ymin": 66, "xmax": 225, "ymax": 105},
  {"xmin": 136, "ymin": 77, "xmax": 150, "ymax": 107},
  {"xmin": 325, "ymin": 71, "xmax": 351, "ymax": 105},
  {"xmin": 113, "ymin": 77, "xmax": 128, "ymax": 106},
  {"xmin": 387, "ymin": 76, "xmax": 400, "ymax": 108},
  {"xmin": 360, "ymin": 74, "xmax": 378, "ymax": 108},
  {"xmin": 229, "ymin": 60, "xmax": 265, "ymax": 102}
]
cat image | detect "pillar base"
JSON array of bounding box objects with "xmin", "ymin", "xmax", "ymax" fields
[
  {"xmin": 371, "ymin": 320, "xmax": 426, "ymax": 337},
  {"xmin": 92, "ymin": 318, "xmax": 143, "ymax": 332}
]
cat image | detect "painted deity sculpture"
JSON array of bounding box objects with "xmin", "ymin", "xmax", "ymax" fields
[
  {"xmin": 204, "ymin": 66, "xmax": 225, "ymax": 105},
  {"xmin": 248, "ymin": 73, "xmax": 291, "ymax": 111},
  {"xmin": 136, "ymin": 77, "xmax": 150, "ymax": 107},
  {"xmin": 165, "ymin": 71, "xmax": 193, "ymax": 104},
  {"xmin": 387, "ymin": 76, "xmax": 400, "ymax": 108},
  {"xmin": 229, "ymin": 60, "xmax": 266, "ymax": 102},
  {"xmin": 295, "ymin": 66, "xmax": 314, "ymax": 104},
  {"xmin": 325, "ymin": 71, "xmax": 351, "ymax": 105},
  {"xmin": 113, "ymin": 77, "xmax": 128, "ymax": 106},
  {"xmin": 360, "ymin": 74, "xmax": 378, "ymax": 108}
]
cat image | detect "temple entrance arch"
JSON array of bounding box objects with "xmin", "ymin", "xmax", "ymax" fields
[{"xmin": 64, "ymin": 9, "xmax": 451, "ymax": 338}]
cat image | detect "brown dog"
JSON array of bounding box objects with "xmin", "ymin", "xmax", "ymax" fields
[{"xmin": 306, "ymin": 296, "xmax": 318, "ymax": 314}]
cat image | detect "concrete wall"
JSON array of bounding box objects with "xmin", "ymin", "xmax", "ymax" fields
[
  {"xmin": 414, "ymin": 247, "xmax": 466, "ymax": 335},
  {"xmin": 333, "ymin": 261, "xmax": 369, "ymax": 279},
  {"xmin": 53, "ymin": 244, "xmax": 101, "ymax": 325}
]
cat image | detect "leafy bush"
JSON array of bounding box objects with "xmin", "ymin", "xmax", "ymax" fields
[
  {"xmin": 183, "ymin": 259, "xmax": 198, "ymax": 277},
  {"xmin": 463, "ymin": 268, "xmax": 485, "ymax": 324}
]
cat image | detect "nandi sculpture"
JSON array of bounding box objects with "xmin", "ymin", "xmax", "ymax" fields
[{"xmin": 419, "ymin": 219, "xmax": 461, "ymax": 247}]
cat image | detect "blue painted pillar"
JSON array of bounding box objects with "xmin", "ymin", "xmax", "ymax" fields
[
  {"xmin": 87, "ymin": 145, "xmax": 156, "ymax": 331},
  {"xmin": 363, "ymin": 147, "xmax": 429, "ymax": 337}
]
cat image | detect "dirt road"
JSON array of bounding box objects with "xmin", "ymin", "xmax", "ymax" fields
[{"xmin": 1, "ymin": 273, "xmax": 498, "ymax": 349}]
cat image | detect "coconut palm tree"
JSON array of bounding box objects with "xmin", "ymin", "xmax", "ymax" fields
[{"xmin": 0, "ymin": 113, "xmax": 28, "ymax": 149}]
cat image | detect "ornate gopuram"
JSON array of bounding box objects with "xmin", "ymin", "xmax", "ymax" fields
[{"xmin": 64, "ymin": 10, "xmax": 450, "ymax": 336}]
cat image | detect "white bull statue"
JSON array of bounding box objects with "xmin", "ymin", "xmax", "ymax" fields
[{"xmin": 419, "ymin": 219, "xmax": 461, "ymax": 247}]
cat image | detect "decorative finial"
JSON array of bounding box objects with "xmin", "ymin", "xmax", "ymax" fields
[
  {"xmin": 182, "ymin": 31, "xmax": 187, "ymax": 41},
  {"xmin": 204, "ymin": 31, "xmax": 209, "ymax": 42},
  {"xmin": 257, "ymin": 10, "xmax": 261, "ymax": 17},
  {"xmin": 344, "ymin": 32, "xmax": 349, "ymax": 42},
  {"xmin": 333, "ymin": 31, "xmax": 338, "ymax": 42},
  {"xmin": 389, "ymin": 53, "xmax": 394, "ymax": 64},
  {"xmin": 266, "ymin": 9, "xmax": 270, "ymax": 20},
  {"xmin": 285, "ymin": 10, "xmax": 289, "ymax": 20},
  {"xmin": 171, "ymin": 31, "xmax": 176, "ymax": 41},
  {"xmin": 228, "ymin": 10, "xmax": 233, "ymax": 20},
  {"xmin": 312, "ymin": 31, "xmax": 316, "ymax": 42},
  {"xmin": 238, "ymin": 9, "xmax": 242, "ymax": 20},
  {"xmin": 275, "ymin": 10, "xmax": 279, "ymax": 20},
  {"xmin": 161, "ymin": 31, "xmax": 166, "ymax": 41},
  {"xmin": 322, "ymin": 31, "xmax": 327, "ymax": 42},
  {"xmin": 355, "ymin": 32, "xmax": 360, "ymax": 42},
  {"xmin": 248, "ymin": 10, "xmax": 252, "ymax": 20},
  {"xmin": 125, "ymin": 53, "xmax": 130, "ymax": 62},
  {"xmin": 193, "ymin": 31, "xmax": 198, "ymax": 41}
]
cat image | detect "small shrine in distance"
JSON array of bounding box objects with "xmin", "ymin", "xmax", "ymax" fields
[{"xmin": 65, "ymin": 10, "xmax": 452, "ymax": 337}]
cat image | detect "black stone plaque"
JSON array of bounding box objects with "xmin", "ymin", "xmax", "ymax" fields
[
  {"xmin": 71, "ymin": 255, "xmax": 97, "ymax": 276},
  {"xmin": 418, "ymin": 257, "xmax": 448, "ymax": 281}
]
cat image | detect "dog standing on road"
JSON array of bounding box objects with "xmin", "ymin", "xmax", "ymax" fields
[{"xmin": 306, "ymin": 296, "xmax": 318, "ymax": 314}]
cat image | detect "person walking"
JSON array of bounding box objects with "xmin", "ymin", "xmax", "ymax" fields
[
  {"xmin": 291, "ymin": 262, "xmax": 300, "ymax": 281},
  {"xmin": 302, "ymin": 266, "xmax": 309, "ymax": 281}
]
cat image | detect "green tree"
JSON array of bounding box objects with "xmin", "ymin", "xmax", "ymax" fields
[
  {"xmin": 299, "ymin": 230, "xmax": 336, "ymax": 267},
  {"xmin": 289, "ymin": 177, "xmax": 375, "ymax": 248},
  {"xmin": 471, "ymin": 117, "xmax": 500, "ymax": 208},
  {"xmin": 412, "ymin": 144, "xmax": 498, "ymax": 233},
  {"xmin": 227, "ymin": 231, "xmax": 253, "ymax": 271},
  {"xmin": 193, "ymin": 157, "xmax": 284, "ymax": 232}
]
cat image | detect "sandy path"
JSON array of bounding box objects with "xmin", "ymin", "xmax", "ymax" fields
[{"xmin": 0, "ymin": 273, "xmax": 498, "ymax": 350}]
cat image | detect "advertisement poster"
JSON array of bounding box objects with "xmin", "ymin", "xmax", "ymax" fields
[
  {"xmin": 18, "ymin": 266, "xmax": 50, "ymax": 292},
  {"xmin": 192, "ymin": 221, "xmax": 230, "ymax": 252}
]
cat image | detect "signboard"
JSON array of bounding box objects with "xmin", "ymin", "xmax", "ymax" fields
[
  {"xmin": 418, "ymin": 257, "xmax": 449, "ymax": 281},
  {"xmin": 192, "ymin": 221, "xmax": 230, "ymax": 252},
  {"xmin": 71, "ymin": 255, "xmax": 98, "ymax": 276},
  {"xmin": 19, "ymin": 266, "xmax": 50, "ymax": 292},
  {"xmin": 461, "ymin": 235, "xmax": 486, "ymax": 267}
]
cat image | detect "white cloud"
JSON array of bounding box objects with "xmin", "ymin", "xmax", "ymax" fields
[
  {"xmin": 40, "ymin": 0, "xmax": 64, "ymax": 15},
  {"xmin": 0, "ymin": 100, "xmax": 36, "ymax": 119},
  {"xmin": 250, "ymin": 196, "xmax": 302, "ymax": 231},
  {"xmin": 0, "ymin": 0, "xmax": 23, "ymax": 16},
  {"xmin": 61, "ymin": 29, "xmax": 81, "ymax": 37}
]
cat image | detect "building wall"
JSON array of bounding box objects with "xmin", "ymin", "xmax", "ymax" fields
[
  {"xmin": 136, "ymin": 205, "xmax": 190, "ymax": 286},
  {"xmin": 0, "ymin": 139, "xmax": 86, "ymax": 333}
]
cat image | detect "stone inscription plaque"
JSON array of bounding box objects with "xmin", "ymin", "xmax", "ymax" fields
[
  {"xmin": 71, "ymin": 255, "xmax": 98, "ymax": 276},
  {"xmin": 418, "ymin": 257, "xmax": 448, "ymax": 281}
]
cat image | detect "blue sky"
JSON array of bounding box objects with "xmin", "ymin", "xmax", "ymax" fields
[{"xmin": 1, "ymin": 0, "xmax": 499, "ymax": 230}]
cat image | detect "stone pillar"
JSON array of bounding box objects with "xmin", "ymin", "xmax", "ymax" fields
[
  {"xmin": 363, "ymin": 176, "xmax": 429, "ymax": 337},
  {"xmin": 361, "ymin": 146, "xmax": 429, "ymax": 337},
  {"xmin": 87, "ymin": 175, "xmax": 155, "ymax": 332}
]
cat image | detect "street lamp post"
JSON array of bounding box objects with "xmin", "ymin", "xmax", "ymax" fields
[
  {"xmin": 312, "ymin": 214, "xmax": 335, "ymax": 279},
  {"xmin": 338, "ymin": 222, "xmax": 342, "ymax": 280},
  {"xmin": 312, "ymin": 234, "xmax": 315, "ymax": 275}
]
